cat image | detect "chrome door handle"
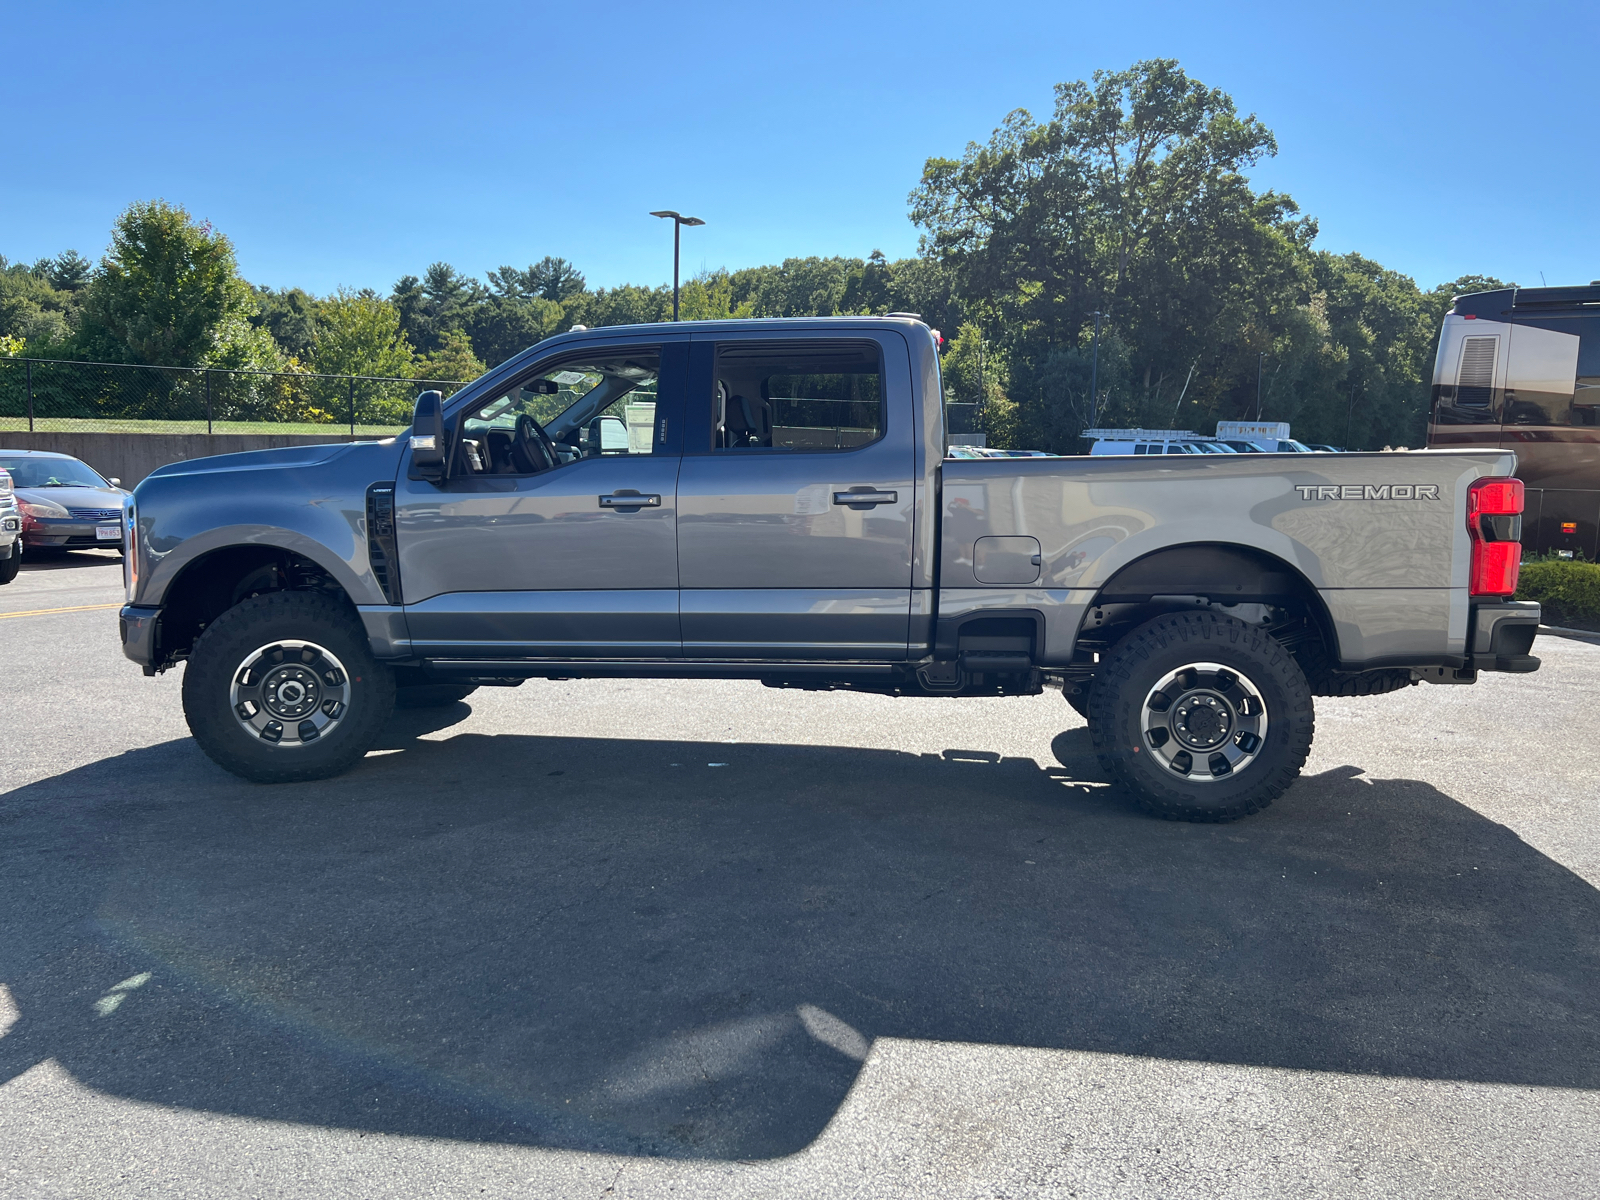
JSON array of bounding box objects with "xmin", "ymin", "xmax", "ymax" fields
[
  {"xmin": 832, "ymin": 488, "xmax": 898, "ymax": 508},
  {"xmin": 599, "ymin": 492, "xmax": 661, "ymax": 508}
]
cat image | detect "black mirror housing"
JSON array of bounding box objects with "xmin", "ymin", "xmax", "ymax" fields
[{"xmin": 408, "ymin": 390, "xmax": 448, "ymax": 482}]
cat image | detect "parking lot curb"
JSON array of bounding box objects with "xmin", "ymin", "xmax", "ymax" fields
[{"xmin": 1538, "ymin": 623, "xmax": 1600, "ymax": 645}]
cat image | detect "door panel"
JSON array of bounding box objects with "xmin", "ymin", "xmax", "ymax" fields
[
  {"xmin": 680, "ymin": 589, "xmax": 910, "ymax": 659},
  {"xmin": 676, "ymin": 332, "xmax": 916, "ymax": 660},
  {"xmin": 405, "ymin": 587, "xmax": 679, "ymax": 658},
  {"xmin": 394, "ymin": 339, "xmax": 685, "ymax": 658}
]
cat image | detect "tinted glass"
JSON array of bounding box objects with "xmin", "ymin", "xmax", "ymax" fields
[
  {"xmin": 1574, "ymin": 318, "xmax": 1600, "ymax": 426},
  {"xmin": 712, "ymin": 341, "xmax": 883, "ymax": 452},
  {"xmin": 460, "ymin": 350, "xmax": 662, "ymax": 473},
  {"xmin": 1504, "ymin": 317, "xmax": 1586, "ymax": 427}
]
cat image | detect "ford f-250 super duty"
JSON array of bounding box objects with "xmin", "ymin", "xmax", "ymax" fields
[{"xmin": 119, "ymin": 316, "xmax": 1541, "ymax": 821}]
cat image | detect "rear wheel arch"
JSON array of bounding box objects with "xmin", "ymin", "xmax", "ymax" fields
[{"xmin": 1083, "ymin": 541, "xmax": 1338, "ymax": 659}]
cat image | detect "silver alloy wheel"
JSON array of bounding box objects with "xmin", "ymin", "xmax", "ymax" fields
[
  {"xmin": 228, "ymin": 640, "xmax": 352, "ymax": 747},
  {"xmin": 1140, "ymin": 660, "xmax": 1269, "ymax": 782}
]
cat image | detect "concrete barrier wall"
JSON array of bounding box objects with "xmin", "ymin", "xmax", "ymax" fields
[{"xmin": 0, "ymin": 431, "xmax": 370, "ymax": 488}]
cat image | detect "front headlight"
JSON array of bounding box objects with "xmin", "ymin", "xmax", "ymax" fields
[{"xmin": 19, "ymin": 498, "xmax": 69, "ymax": 519}]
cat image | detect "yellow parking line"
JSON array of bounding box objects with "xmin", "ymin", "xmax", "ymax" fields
[{"xmin": 0, "ymin": 602, "xmax": 122, "ymax": 620}]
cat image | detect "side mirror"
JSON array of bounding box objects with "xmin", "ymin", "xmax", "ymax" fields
[
  {"xmin": 108, "ymin": 478, "xmax": 122, "ymax": 487},
  {"xmin": 408, "ymin": 390, "xmax": 448, "ymax": 482}
]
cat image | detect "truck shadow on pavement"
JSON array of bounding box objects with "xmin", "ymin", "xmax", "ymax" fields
[{"xmin": 2, "ymin": 708, "xmax": 1597, "ymax": 1160}]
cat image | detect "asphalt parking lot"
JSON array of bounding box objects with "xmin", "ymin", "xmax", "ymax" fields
[{"xmin": 2, "ymin": 551, "xmax": 1597, "ymax": 1199}]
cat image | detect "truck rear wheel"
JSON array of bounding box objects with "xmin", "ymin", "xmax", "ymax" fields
[
  {"xmin": 182, "ymin": 591, "xmax": 396, "ymax": 783},
  {"xmin": 1086, "ymin": 611, "xmax": 1314, "ymax": 822}
]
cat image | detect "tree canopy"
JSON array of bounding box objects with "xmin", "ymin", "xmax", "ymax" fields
[{"xmin": 0, "ymin": 64, "xmax": 1512, "ymax": 448}]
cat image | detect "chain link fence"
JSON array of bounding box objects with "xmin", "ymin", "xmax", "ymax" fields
[{"xmin": 0, "ymin": 358, "xmax": 466, "ymax": 437}]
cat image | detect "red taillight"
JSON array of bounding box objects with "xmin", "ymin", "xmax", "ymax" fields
[{"xmin": 1466, "ymin": 477, "xmax": 1524, "ymax": 597}]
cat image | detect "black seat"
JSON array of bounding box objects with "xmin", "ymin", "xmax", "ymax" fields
[{"xmin": 724, "ymin": 392, "xmax": 772, "ymax": 448}]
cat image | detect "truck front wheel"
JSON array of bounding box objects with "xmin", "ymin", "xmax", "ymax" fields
[
  {"xmin": 182, "ymin": 591, "xmax": 396, "ymax": 783},
  {"xmin": 1086, "ymin": 611, "xmax": 1314, "ymax": 822}
]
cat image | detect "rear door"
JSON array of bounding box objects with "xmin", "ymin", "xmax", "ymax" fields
[
  {"xmin": 395, "ymin": 337, "xmax": 687, "ymax": 659},
  {"xmin": 675, "ymin": 330, "xmax": 916, "ymax": 660}
]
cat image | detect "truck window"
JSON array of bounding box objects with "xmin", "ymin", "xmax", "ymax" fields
[
  {"xmin": 711, "ymin": 341, "xmax": 884, "ymax": 452},
  {"xmin": 457, "ymin": 349, "xmax": 663, "ymax": 474}
]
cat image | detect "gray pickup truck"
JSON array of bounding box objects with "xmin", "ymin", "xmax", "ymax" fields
[{"xmin": 119, "ymin": 316, "xmax": 1541, "ymax": 821}]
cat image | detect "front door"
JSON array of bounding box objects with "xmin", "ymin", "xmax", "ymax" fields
[
  {"xmin": 675, "ymin": 331, "xmax": 916, "ymax": 660},
  {"xmin": 395, "ymin": 339, "xmax": 686, "ymax": 659}
]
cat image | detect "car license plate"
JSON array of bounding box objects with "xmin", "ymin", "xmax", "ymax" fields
[{"xmin": 96, "ymin": 525, "xmax": 120, "ymax": 541}]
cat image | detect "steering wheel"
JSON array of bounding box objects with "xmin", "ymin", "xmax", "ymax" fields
[{"xmin": 514, "ymin": 413, "xmax": 560, "ymax": 472}]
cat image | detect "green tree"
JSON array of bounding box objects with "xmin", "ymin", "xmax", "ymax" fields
[
  {"xmin": 941, "ymin": 322, "xmax": 1018, "ymax": 447},
  {"xmin": 311, "ymin": 289, "xmax": 413, "ymax": 378},
  {"xmin": 413, "ymin": 327, "xmax": 486, "ymax": 385},
  {"xmin": 911, "ymin": 60, "xmax": 1322, "ymax": 450},
  {"xmin": 679, "ymin": 269, "xmax": 754, "ymax": 321},
  {"xmin": 0, "ymin": 256, "xmax": 77, "ymax": 351},
  {"xmin": 251, "ymin": 285, "xmax": 320, "ymax": 359},
  {"xmin": 841, "ymin": 250, "xmax": 894, "ymax": 314},
  {"xmin": 75, "ymin": 199, "xmax": 258, "ymax": 366}
]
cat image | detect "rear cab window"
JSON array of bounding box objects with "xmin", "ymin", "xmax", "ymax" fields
[{"xmin": 710, "ymin": 341, "xmax": 884, "ymax": 452}]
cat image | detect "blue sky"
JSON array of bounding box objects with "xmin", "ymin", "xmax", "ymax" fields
[{"xmin": 4, "ymin": 0, "xmax": 1596, "ymax": 295}]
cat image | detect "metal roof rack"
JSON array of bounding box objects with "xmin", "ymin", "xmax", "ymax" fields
[{"xmin": 1080, "ymin": 429, "xmax": 1205, "ymax": 441}]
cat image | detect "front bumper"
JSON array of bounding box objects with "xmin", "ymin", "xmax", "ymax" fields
[
  {"xmin": 120, "ymin": 605, "xmax": 162, "ymax": 672},
  {"xmin": 1468, "ymin": 600, "xmax": 1541, "ymax": 672},
  {"xmin": 24, "ymin": 522, "xmax": 126, "ymax": 549}
]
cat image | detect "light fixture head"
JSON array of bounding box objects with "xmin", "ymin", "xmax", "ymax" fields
[{"xmin": 649, "ymin": 210, "xmax": 680, "ymax": 220}]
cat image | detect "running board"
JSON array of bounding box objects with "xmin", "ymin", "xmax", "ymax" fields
[{"xmin": 422, "ymin": 659, "xmax": 906, "ymax": 682}]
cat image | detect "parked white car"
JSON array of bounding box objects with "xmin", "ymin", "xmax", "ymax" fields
[{"xmin": 0, "ymin": 467, "xmax": 21, "ymax": 584}]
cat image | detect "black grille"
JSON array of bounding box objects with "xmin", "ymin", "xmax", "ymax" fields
[{"xmin": 67, "ymin": 507, "xmax": 123, "ymax": 521}]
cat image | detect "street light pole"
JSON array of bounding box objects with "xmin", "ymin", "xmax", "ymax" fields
[
  {"xmin": 1256, "ymin": 352, "xmax": 1265, "ymax": 420},
  {"xmin": 649, "ymin": 210, "xmax": 706, "ymax": 321},
  {"xmin": 1088, "ymin": 311, "xmax": 1104, "ymax": 428}
]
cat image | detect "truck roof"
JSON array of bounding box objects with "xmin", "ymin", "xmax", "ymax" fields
[{"xmin": 553, "ymin": 314, "xmax": 936, "ymax": 338}]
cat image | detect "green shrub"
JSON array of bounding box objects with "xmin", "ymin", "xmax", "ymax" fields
[{"xmin": 1517, "ymin": 558, "xmax": 1600, "ymax": 630}]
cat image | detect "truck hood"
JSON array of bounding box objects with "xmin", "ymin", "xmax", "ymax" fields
[{"xmin": 141, "ymin": 439, "xmax": 398, "ymax": 482}]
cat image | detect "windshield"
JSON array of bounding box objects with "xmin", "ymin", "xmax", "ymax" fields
[{"xmin": 0, "ymin": 457, "xmax": 111, "ymax": 489}]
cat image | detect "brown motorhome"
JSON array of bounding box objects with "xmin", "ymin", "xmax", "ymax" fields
[{"xmin": 1428, "ymin": 285, "xmax": 1600, "ymax": 558}]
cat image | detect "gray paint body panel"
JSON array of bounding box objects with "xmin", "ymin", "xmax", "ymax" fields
[
  {"xmin": 119, "ymin": 316, "xmax": 1527, "ymax": 679},
  {"xmin": 677, "ymin": 327, "xmax": 916, "ymax": 657},
  {"xmin": 681, "ymin": 589, "xmax": 911, "ymax": 660},
  {"xmin": 937, "ymin": 449, "xmax": 1516, "ymax": 664},
  {"xmin": 405, "ymin": 589, "xmax": 680, "ymax": 658}
]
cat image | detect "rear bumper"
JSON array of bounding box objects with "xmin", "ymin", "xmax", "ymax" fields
[{"xmin": 1468, "ymin": 600, "xmax": 1541, "ymax": 672}]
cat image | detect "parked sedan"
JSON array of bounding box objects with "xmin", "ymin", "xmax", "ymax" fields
[{"xmin": 0, "ymin": 450, "xmax": 129, "ymax": 554}]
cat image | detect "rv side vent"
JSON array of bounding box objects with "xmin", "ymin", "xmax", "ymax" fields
[{"xmin": 1456, "ymin": 336, "xmax": 1498, "ymax": 408}]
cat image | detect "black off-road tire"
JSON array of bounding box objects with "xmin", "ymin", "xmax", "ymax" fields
[
  {"xmin": 182, "ymin": 591, "xmax": 396, "ymax": 783},
  {"xmin": 0, "ymin": 548, "xmax": 18, "ymax": 584},
  {"xmin": 1087, "ymin": 611, "xmax": 1314, "ymax": 822}
]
